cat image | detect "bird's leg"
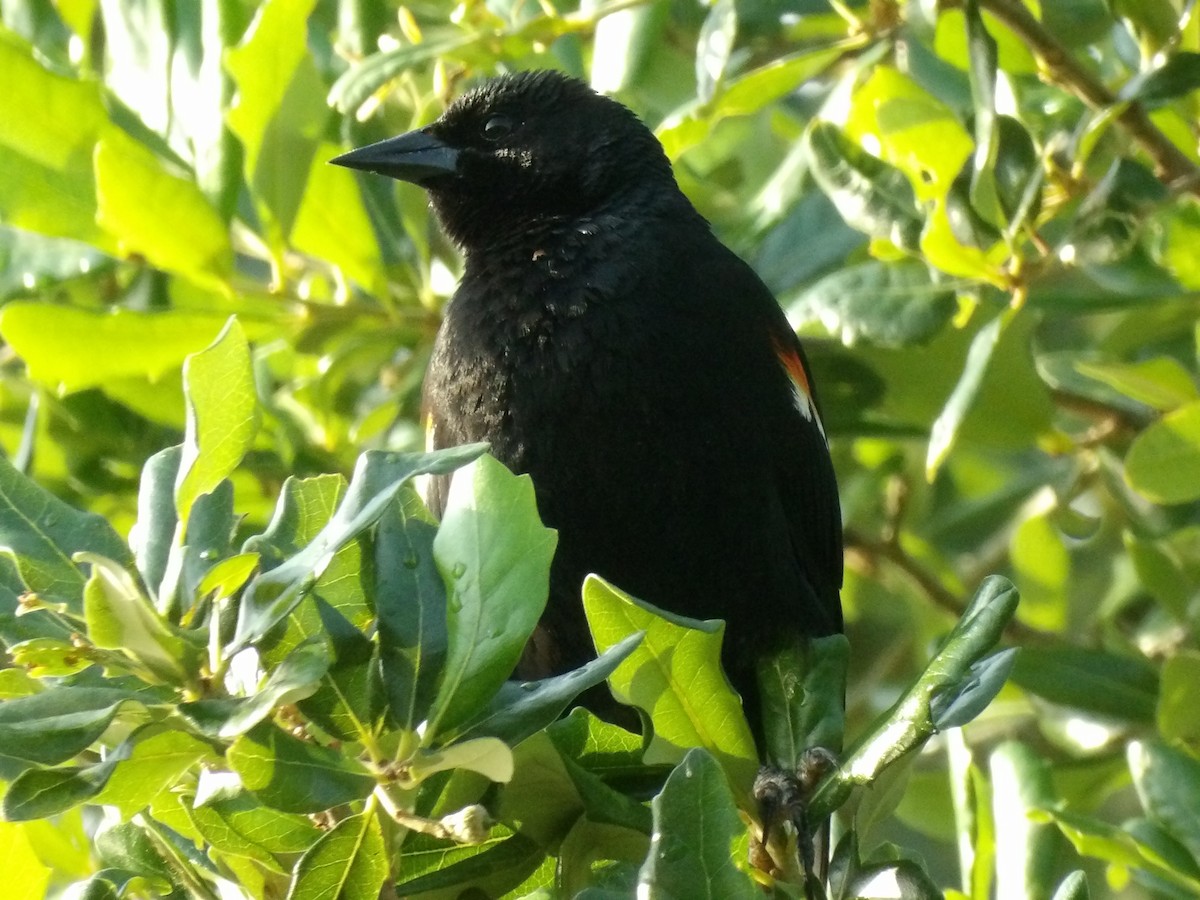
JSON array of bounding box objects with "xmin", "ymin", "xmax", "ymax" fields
[{"xmin": 750, "ymin": 748, "xmax": 839, "ymax": 897}]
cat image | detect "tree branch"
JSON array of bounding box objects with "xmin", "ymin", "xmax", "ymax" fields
[
  {"xmin": 844, "ymin": 528, "xmax": 1054, "ymax": 644},
  {"xmin": 978, "ymin": 0, "xmax": 1200, "ymax": 195}
]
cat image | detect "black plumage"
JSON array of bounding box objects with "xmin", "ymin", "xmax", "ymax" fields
[{"xmin": 333, "ymin": 70, "xmax": 842, "ymax": 744}]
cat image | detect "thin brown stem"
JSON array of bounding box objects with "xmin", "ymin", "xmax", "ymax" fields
[
  {"xmin": 978, "ymin": 0, "xmax": 1200, "ymax": 194},
  {"xmin": 844, "ymin": 527, "xmax": 1055, "ymax": 644}
]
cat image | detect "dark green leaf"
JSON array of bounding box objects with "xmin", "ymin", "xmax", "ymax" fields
[
  {"xmin": 375, "ymin": 489, "xmax": 446, "ymax": 731},
  {"xmin": 0, "ymin": 686, "xmax": 145, "ymax": 765},
  {"xmin": 131, "ymin": 446, "xmax": 182, "ymax": 604},
  {"xmin": 756, "ymin": 633, "xmax": 848, "ymax": 770},
  {"xmin": 227, "ymin": 722, "xmax": 375, "ymax": 814},
  {"xmin": 1011, "ymin": 645, "xmax": 1158, "ymax": 723},
  {"xmin": 804, "ymin": 121, "xmax": 923, "ymax": 250},
  {"xmin": 453, "ymin": 631, "xmax": 643, "ymax": 747},
  {"xmin": 285, "ymin": 812, "xmax": 386, "ymax": 900},
  {"xmin": 2, "ymin": 753, "xmax": 123, "ymax": 820},
  {"xmin": 232, "ymin": 445, "xmax": 486, "ymax": 652},
  {"xmin": 392, "ymin": 830, "xmax": 545, "ymax": 897},
  {"xmin": 0, "ymin": 453, "xmax": 134, "ymax": 609},
  {"xmin": 786, "ymin": 260, "xmax": 957, "ymax": 347},
  {"xmin": 426, "ymin": 455, "xmax": 556, "ymax": 737},
  {"xmin": 1119, "ymin": 52, "xmax": 1200, "ymax": 104},
  {"xmin": 1129, "ymin": 741, "xmax": 1200, "ymax": 863},
  {"xmin": 637, "ymin": 748, "xmax": 757, "ymax": 899}
]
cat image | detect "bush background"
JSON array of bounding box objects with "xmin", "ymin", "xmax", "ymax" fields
[{"xmin": 1, "ymin": 0, "xmax": 1200, "ymax": 897}]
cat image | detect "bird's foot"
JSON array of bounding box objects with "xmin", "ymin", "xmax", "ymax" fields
[{"xmin": 749, "ymin": 748, "xmax": 838, "ymax": 895}]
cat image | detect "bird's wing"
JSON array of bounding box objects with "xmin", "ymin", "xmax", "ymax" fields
[{"xmin": 769, "ymin": 326, "xmax": 844, "ymax": 636}]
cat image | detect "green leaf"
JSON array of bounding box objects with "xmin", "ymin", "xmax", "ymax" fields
[
  {"xmin": 177, "ymin": 317, "xmax": 258, "ymax": 527},
  {"xmin": 227, "ymin": 722, "xmax": 375, "ymax": 814},
  {"xmin": 406, "ymin": 737, "xmax": 515, "ymax": 786},
  {"xmin": 188, "ymin": 784, "xmax": 322, "ymax": 862},
  {"xmin": 81, "ymin": 552, "xmax": 201, "ymax": 684},
  {"xmin": 0, "ymin": 29, "xmax": 116, "ymax": 250},
  {"xmin": 990, "ymin": 742, "xmax": 1059, "ymax": 899},
  {"xmin": 94, "ymin": 130, "xmax": 233, "ymax": 288},
  {"xmin": 0, "ymin": 686, "xmax": 144, "ymax": 765},
  {"xmin": 0, "ymin": 226, "xmax": 110, "ymax": 299},
  {"xmin": 131, "ymin": 446, "xmax": 182, "ymax": 603},
  {"xmin": 582, "ymin": 576, "xmax": 758, "ymax": 803},
  {"xmin": 1044, "ymin": 807, "xmax": 1200, "ymax": 893},
  {"xmin": 92, "ymin": 730, "xmax": 213, "ymax": 817},
  {"xmin": 233, "ymin": 446, "xmax": 485, "ymax": 652},
  {"xmin": 2, "ymin": 752, "xmax": 124, "ymax": 820},
  {"xmin": 0, "ymin": 820, "xmax": 52, "ymax": 899},
  {"xmin": 453, "ymin": 631, "xmax": 644, "ymax": 747},
  {"xmin": 94, "ymin": 821, "xmax": 179, "ymax": 888},
  {"xmin": 0, "ymin": 304, "xmax": 230, "ymax": 394},
  {"xmin": 1120, "ymin": 51, "xmax": 1200, "ymax": 104},
  {"xmin": 285, "ymin": 812, "xmax": 386, "ymax": 900},
  {"xmin": 1128, "ymin": 741, "xmax": 1200, "ymax": 864},
  {"xmin": 1074, "ymin": 357, "xmax": 1199, "ymax": 411},
  {"xmin": 426, "ymin": 455, "xmax": 557, "ymax": 737},
  {"xmin": 375, "ymin": 489, "xmax": 446, "ymax": 732},
  {"xmin": 179, "ymin": 638, "xmax": 330, "ymax": 738},
  {"xmin": 1051, "ymin": 871, "xmax": 1090, "ymax": 900},
  {"xmin": 290, "ymin": 142, "xmax": 386, "ymax": 294},
  {"xmin": 327, "ymin": 34, "xmax": 474, "ymax": 116},
  {"xmin": 637, "ymin": 748, "xmax": 757, "ymax": 899},
  {"xmin": 0, "ymin": 453, "xmax": 134, "ymax": 609},
  {"xmin": 392, "ymin": 830, "xmax": 545, "ymax": 898},
  {"xmin": 715, "ymin": 42, "xmax": 858, "ymax": 122},
  {"xmin": 804, "ymin": 120, "xmax": 923, "ymax": 251},
  {"xmin": 7, "ymin": 636, "xmax": 95, "ymax": 676},
  {"xmin": 1011, "ymin": 645, "xmax": 1158, "ymax": 723},
  {"xmin": 756, "ymin": 634, "xmax": 848, "ymax": 770},
  {"xmin": 1125, "ymin": 401, "xmax": 1200, "ymax": 503},
  {"xmin": 1158, "ymin": 651, "xmax": 1200, "ymax": 744},
  {"xmin": 927, "ymin": 311, "xmax": 1008, "ymax": 479},
  {"xmin": 787, "ymin": 260, "xmax": 958, "ymax": 347},
  {"xmin": 811, "ymin": 576, "xmax": 1018, "ymax": 819},
  {"xmin": 695, "ymin": 0, "xmax": 737, "ymax": 105},
  {"xmin": 224, "ymin": 0, "xmax": 327, "ymax": 248}
]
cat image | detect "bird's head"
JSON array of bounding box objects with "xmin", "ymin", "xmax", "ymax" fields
[{"xmin": 331, "ymin": 70, "xmax": 678, "ymax": 251}]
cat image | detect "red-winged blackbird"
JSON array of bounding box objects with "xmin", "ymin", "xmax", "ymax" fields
[{"xmin": 333, "ymin": 70, "xmax": 842, "ymax": 754}]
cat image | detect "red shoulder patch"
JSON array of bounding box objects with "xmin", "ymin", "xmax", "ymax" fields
[{"xmin": 772, "ymin": 333, "xmax": 826, "ymax": 439}]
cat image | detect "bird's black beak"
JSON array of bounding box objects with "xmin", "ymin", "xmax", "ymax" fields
[{"xmin": 330, "ymin": 129, "xmax": 459, "ymax": 186}]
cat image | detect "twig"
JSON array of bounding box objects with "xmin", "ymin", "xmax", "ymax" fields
[
  {"xmin": 977, "ymin": 0, "xmax": 1200, "ymax": 195},
  {"xmin": 844, "ymin": 528, "xmax": 1054, "ymax": 644}
]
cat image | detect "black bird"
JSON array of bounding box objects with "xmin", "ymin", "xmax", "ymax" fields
[{"xmin": 333, "ymin": 69, "xmax": 842, "ymax": 853}]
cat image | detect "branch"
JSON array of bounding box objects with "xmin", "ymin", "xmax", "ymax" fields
[
  {"xmin": 978, "ymin": 0, "xmax": 1200, "ymax": 195},
  {"xmin": 844, "ymin": 528, "xmax": 1054, "ymax": 644}
]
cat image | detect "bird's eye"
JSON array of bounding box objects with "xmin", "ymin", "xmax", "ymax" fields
[{"xmin": 483, "ymin": 115, "xmax": 514, "ymax": 141}]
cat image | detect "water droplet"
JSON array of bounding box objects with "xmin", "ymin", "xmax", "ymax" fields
[
  {"xmin": 402, "ymin": 554, "xmax": 419, "ymax": 569},
  {"xmin": 451, "ymin": 562, "xmax": 467, "ymax": 579}
]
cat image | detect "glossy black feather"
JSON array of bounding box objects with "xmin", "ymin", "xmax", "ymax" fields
[{"xmin": 348, "ymin": 70, "xmax": 842, "ymax": 739}]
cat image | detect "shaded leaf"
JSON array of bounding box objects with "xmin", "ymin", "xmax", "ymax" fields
[
  {"xmin": 426, "ymin": 455, "xmax": 556, "ymax": 737},
  {"xmin": 637, "ymin": 748, "xmax": 757, "ymax": 899}
]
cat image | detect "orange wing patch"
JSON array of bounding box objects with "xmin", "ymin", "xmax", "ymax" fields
[{"xmin": 773, "ymin": 335, "xmax": 826, "ymax": 440}]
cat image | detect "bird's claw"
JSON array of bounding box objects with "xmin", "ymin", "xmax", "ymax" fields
[{"xmin": 750, "ymin": 748, "xmax": 839, "ymax": 893}]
